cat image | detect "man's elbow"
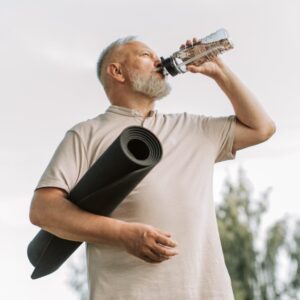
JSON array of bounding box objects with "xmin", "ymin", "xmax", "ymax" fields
[
  {"xmin": 29, "ymin": 191, "xmax": 50, "ymax": 227},
  {"xmin": 29, "ymin": 187, "xmax": 66, "ymax": 226},
  {"xmin": 29, "ymin": 197, "xmax": 42, "ymax": 227},
  {"xmin": 257, "ymin": 120, "xmax": 276, "ymax": 142}
]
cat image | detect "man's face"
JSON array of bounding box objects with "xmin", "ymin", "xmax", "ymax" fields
[{"xmin": 120, "ymin": 41, "xmax": 171, "ymax": 100}]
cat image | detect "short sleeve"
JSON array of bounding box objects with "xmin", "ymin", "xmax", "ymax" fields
[
  {"xmin": 35, "ymin": 130, "xmax": 88, "ymax": 194},
  {"xmin": 201, "ymin": 115, "xmax": 236, "ymax": 163}
]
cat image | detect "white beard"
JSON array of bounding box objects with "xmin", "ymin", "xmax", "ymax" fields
[{"xmin": 127, "ymin": 70, "xmax": 171, "ymax": 100}]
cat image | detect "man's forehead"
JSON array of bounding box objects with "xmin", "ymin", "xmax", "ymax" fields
[{"xmin": 119, "ymin": 41, "xmax": 154, "ymax": 54}]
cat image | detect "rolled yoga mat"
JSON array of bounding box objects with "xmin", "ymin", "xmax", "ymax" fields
[{"xmin": 27, "ymin": 126, "xmax": 163, "ymax": 279}]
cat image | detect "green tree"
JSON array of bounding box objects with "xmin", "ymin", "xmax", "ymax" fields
[{"xmin": 217, "ymin": 168, "xmax": 300, "ymax": 300}]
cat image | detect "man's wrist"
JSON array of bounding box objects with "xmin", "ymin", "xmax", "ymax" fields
[
  {"xmin": 94, "ymin": 217, "xmax": 127, "ymax": 247},
  {"xmin": 113, "ymin": 219, "xmax": 128, "ymax": 247},
  {"xmin": 212, "ymin": 62, "xmax": 233, "ymax": 86}
]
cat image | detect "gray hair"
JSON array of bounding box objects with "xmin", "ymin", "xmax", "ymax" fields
[{"xmin": 96, "ymin": 36, "xmax": 137, "ymax": 86}]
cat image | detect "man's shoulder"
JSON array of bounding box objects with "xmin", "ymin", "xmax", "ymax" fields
[
  {"xmin": 160, "ymin": 111, "xmax": 208, "ymax": 123},
  {"xmin": 159, "ymin": 112, "xmax": 231, "ymax": 133},
  {"xmin": 68, "ymin": 113, "xmax": 107, "ymax": 137}
]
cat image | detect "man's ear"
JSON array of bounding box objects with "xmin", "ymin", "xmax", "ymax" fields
[{"xmin": 106, "ymin": 63, "xmax": 125, "ymax": 83}]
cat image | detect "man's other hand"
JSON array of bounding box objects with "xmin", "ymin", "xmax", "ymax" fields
[{"xmin": 119, "ymin": 222, "xmax": 179, "ymax": 263}]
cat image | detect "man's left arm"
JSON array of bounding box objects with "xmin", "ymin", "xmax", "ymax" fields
[{"xmin": 188, "ymin": 56, "xmax": 276, "ymax": 153}]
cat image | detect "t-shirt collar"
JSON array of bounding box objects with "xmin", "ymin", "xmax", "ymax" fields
[{"xmin": 106, "ymin": 105, "xmax": 157, "ymax": 117}]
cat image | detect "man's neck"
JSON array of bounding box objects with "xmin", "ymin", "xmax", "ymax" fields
[{"xmin": 110, "ymin": 94, "xmax": 156, "ymax": 117}]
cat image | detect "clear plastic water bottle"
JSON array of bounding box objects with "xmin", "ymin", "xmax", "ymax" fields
[{"xmin": 157, "ymin": 28, "xmax": 234, "ymax": 76}]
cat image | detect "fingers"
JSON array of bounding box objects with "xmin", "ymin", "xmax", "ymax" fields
[
  {"xmin": 187, "ymin": 65, "xmax": 201, "ymax": 73},
  {"xmin": 141, "ymin": 240, "xmax": 178, "ymax": 264},
  {"xmin": 142, "ymin": 228, "xmax": 179, "ymax": 263},
  {"xmin": 142, "ymin": 255, "xmax": 159, "ymax": 264},
  {"xmin": 141, "ymin": 253, "xmax": 164, "ymax": 264},
  {"xmin": 124, "ymin": 223, "xmax": 180, "ymax": 264},
  {"xmin": 142, "ymin": 245, "xmax": 177, "ymax": 264},
  {"xmin": 180, "ymin": 39, "xmax": 192, "ymax": 50},
  {"xmin": 155, "ymin": 233, "xmax": 177, "ymax": 248},
  {"xmin": 149, "ymin": 248, "xmax": 169, "ymax": 262},
  {"xmin": 193, "ymin": 37, "xmax": 199, "ymax": 44},
  {"xmin": 156, "ymin": 229, "xmax": 172, "ymax": 237},
  {"xmin": 180, "ymin": 37, "xmax": 200, "ymax": 50},
  {"xmin": 152, "ymin": 242, "xmax": 178, "ymax": 257}
]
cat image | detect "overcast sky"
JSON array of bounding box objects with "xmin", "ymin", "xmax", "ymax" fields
[{"xmin": 1, "ymin": 0, "xmax": 300, "ymax": 299}]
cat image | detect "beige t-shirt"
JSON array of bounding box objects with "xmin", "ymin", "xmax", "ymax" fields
[{"xmin": 36, "ymin": 105, "xmax": 236, "ymax": 300}]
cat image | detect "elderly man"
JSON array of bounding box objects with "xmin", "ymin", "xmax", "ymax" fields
[{"xmin": 29, "ymin": 36, "xmax": 275, "ymax": 299}]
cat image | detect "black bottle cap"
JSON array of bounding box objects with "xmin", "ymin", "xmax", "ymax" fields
[{"xmin": 160, "ymin": 56, "xmax": 180, "ymax": 77}]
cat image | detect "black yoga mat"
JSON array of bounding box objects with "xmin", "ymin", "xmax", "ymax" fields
[{"xmin": 28, "ymin": 126, "xmax": 163, "ymax": 279}]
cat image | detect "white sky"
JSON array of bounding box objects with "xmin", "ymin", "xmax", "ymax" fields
[{"xmin": 1, "ymin": 0, "xmax": 300, "ymax": 299}]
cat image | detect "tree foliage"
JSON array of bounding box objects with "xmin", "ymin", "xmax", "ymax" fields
[{"xmin": 216, "ymin": 168, "xmax": 300, "ymax": 300}]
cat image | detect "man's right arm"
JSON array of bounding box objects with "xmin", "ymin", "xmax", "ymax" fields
[
  {"xmin": 30, "ymin": 187, "xmax": 126, "ymax": 245},
  {"xmin": 29, "ymin": 187, "xmax": 179, "ymax": 263}
]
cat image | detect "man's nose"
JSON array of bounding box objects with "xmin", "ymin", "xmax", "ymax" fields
[{"xmin": 154, "ymin": 57, "xmax": 162, "ymax": 68}]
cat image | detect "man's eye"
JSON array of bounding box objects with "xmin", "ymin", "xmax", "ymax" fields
[{"xmin": 142, "ymin": 52, "xmax": 150, "ymax": 56}]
